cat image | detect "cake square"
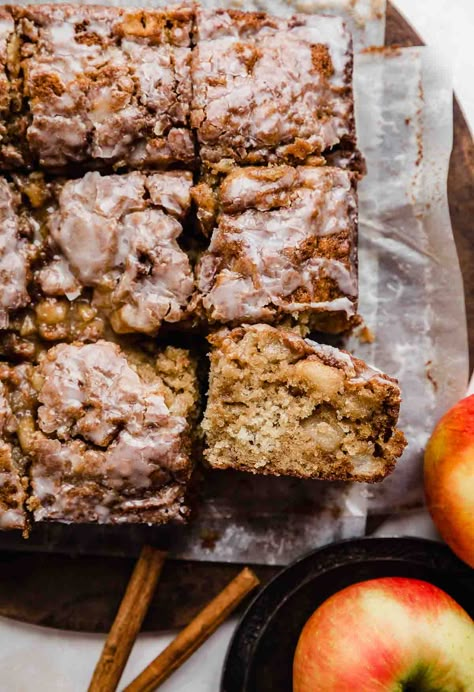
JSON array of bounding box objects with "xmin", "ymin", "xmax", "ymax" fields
[
  {"xmin": 194, "ymin": 165, "xmax": 358, "ymax": 334},
  {"xmin": 0, "ymin": 375, "xmax": 27, "ymax": 530},
  {"xmin": 2, "ymin": 3, "xmax": 194, "ymax": 171},
  {"xmin": 203, "ymin": 325, "xmax": 406, "ymax": 482},
  {"xmin": 192, "ymin": 7, "xmax": 356, "ymax": 166},
  {"xmin": 0, "ymin": 169, "xmax": 195, "ymax": 360},
  {"xmin": 25, "ymin": 340, "xmax": 198, "ymax": 525}
]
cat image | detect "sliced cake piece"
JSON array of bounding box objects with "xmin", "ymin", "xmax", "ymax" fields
[
  {"xmin": 194, "ymin": 165, "xmax": 358, "ymax": 334},
  {"xmin": 203, "ymin": 325, "xmax": 406, "ymax": 482},
  {"xmin": 192, "ymin": 7, "xmax": 357, "ymax": 166},
  {"xmin": 25, "ymin": 340, "xmax": 198, "ymax": 525},
  {"xmin": 3, "ymin": 3, "xmax": 194, "ymax": 171},
  {"xmin": 0, "ymin": 170, "xmax": 195, "ymax": 360}
]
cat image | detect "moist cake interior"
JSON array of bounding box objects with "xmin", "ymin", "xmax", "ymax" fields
[{"xmin": 203, "ymin": 325, "xmax": 406, "ymax": 482}]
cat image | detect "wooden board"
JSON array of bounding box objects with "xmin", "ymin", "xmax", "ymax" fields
[{"xmin": 0, "ymin": 3, "xmax": 472, "ymax": 634}]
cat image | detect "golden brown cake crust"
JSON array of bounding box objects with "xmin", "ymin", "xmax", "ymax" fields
[{"xmin": 203, "ymin": 324, "xmax": 406, "ymax": 482}]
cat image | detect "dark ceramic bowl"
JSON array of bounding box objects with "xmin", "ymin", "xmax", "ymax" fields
[{"xmin": 221, "ymin": 537, "xmax": 474, "ymax": 692}]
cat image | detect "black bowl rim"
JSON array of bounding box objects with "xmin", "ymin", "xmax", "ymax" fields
[{"xmin": 221, "ymin": 536, "xmax": 474, "ymax": 692}]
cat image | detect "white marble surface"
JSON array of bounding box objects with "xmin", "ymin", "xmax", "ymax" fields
[{"xmin": 0, "ymin": 2, "xmax": 472, "ymax": 690}]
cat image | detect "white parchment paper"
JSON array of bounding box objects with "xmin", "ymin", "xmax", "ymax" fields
[{"xmin": 347, "ymin": 47, "xmax": 469, "ymax": 513}]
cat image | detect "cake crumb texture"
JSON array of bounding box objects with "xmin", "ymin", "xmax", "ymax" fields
[{"xmin": 203, "ymin": 324, "xmax": 406, "ymax": 482}]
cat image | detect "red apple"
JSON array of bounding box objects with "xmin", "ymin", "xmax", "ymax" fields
[
  {"xmin": 293, "ymin": 577, "xmax": 474, "ymax": 692},
  {"xmin": 424, "ymin": 395, "xmax": 474, "ymax": 568}
]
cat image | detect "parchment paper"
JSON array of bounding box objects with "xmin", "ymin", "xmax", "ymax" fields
[{"xmin": 347, "ymin": 47, "xmax": 469, "ymax": 513}]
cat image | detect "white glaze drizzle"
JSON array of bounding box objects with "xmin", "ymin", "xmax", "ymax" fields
[
  {"xmin": 31, "ymin": 341, "xmax": 190, "ymax": 522},
  {"xmin": 193, "ymin": 8, "xmax": 352, "ymax": 160},
  {"xmin": 42, "ymin": 171, "xmax": 194, "ymax": 334},
  {"xmin": 198, "ymin": 166, "xmax": 357, "ymax": 321},
  {"xmin": 0, "ymin": 180, "xmax": 30, "ymax": 328}
]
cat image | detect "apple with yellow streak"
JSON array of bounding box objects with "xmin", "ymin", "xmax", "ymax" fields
[
  {"xmin": 293, "ymin": 577, "xmax": 474, "ymax": 692},
  {"xmin": 424, "ymin": 394, "xmax": 474, "ymax": 568}
]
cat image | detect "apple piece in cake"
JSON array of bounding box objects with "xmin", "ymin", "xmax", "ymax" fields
[
  {"xmin": 2, "ymin": 3, "xmax": 194, "ymax": 171},
  {"xmin": 25, "ymin": 340, "xmax": 198, "ymax": 525},
  {"xmin": 202, "ymin": 324, "xmax": 406, "ymax": 482},
  {"xmin": 194, "ymin": 165, "xmax": 358, "ymax": 334},
  {"xmin": 192, "ymin": 7, "xmax": 356, "ymax": 166}
]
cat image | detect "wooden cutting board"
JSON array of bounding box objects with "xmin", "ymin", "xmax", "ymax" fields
[{"xmin": 0, "ymin": 3, "xmax": 472, "ymax": 633}]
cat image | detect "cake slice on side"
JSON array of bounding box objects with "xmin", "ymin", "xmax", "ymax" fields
[
  {"xmin": 202, "ymin": 325, "xmax": 406, "ymax": 482},
  {"xmin": 0, "ymin": 375, "xmax": 27, "ymax": 531},
  {"xmin": 0, "ymin": 178, "xmax": 34, "ymax": 331},
  {"xmin": 0, "ymin": 7, "xmax": 25, "ymax": 170},
  {"xmin": 0, "ymin": 362, "xmax": 38, "ymax": 532},
  {"xmin": 22, "ymin": 340, "xmax": 199, "ymax": 525}
]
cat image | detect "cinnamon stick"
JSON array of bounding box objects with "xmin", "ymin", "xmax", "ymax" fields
[
  {"xmin": 123, "ymin": 567, "xmax": 260, "ymax": 692},
  {"xmin": 88, "ymin": 545, "xmax": 167, "ymax": 692}
]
